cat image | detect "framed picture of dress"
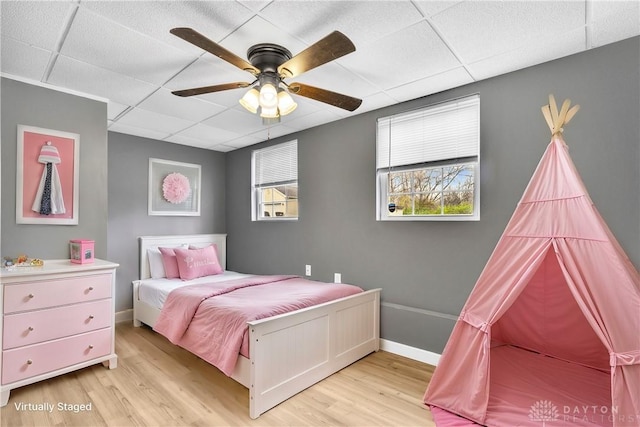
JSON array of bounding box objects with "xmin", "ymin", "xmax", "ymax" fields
[
  {"xmin": 16, "ymin": 125, "xmax": 80, "ymax": 225},
  {"xmin": 148, "ymin": 158, "xmax": 201, "ymax": 216}
]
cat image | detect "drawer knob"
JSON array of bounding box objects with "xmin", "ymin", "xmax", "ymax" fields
[
  {"xmin": 28, "ymin": 326, "xmax": 34, "ymax": 331},
  {"xmin": 88, "ymin": 345, "xmax": 94, "ymax": 350},
  {"xmin": 88, "ymin": 286, "xmax": 94, "ymax": 291},
  {"xmin": 28, "ymin": 293, "xmax": 34, "ymax": 299},
  {"xmin": 88, "ymin": 315, "xmax": 95, "ymax": 320},
  {"xmin": 26, "ymin": 359, "xmax": 33, "ymax": 365}
]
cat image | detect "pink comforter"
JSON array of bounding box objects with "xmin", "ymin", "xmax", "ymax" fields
[{"xmin": 153, "ymin": 275, "xmax": 363, "ymax": 376}]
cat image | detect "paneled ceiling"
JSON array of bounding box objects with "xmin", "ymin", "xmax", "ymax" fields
[{"xmin": 2, "ymin": 1, "xmax": 638, "ymax": 152}]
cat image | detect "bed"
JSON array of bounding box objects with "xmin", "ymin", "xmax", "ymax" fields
[{"xmin": 132, "ymin": 234, "xmax": 381, "ymax": 419}]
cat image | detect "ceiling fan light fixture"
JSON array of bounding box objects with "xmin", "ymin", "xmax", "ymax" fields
[
  {"xmin": 260, "ymin": 105, "xmax": 279, "ymax": 119},
  {"xmin": 277, "ymin": 90, "xmax": 297, "ymax": 116},
  {"xmin": 169, "ymin": 28, "xmax": 362, "ymax": 125},
  {"xmin": 259, "ymin": 83, "xmax": 278, "ymax": 108},
  {"xmin": 239, "ymin": 88, "xmax": 260, "ymax": 113}
]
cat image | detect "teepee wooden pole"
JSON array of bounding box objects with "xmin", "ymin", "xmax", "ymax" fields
[
  {"xmin": 564, "ymin": 105, "xmax": 580, "ymax": 125},
  {"xmin": 542, "ymin": 105, "xmax": 554, "ymax": 132},
  {"xmin": 542, "ymin": 94, "xmax": 579, "ymax": 136}
]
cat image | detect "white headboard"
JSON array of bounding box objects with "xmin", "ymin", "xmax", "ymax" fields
[{"xmin": 138, "ymin": 234, "xmax": 227, "ymax": 280}]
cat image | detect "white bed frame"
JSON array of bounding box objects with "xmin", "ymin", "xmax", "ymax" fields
[{"xmin": 132, "ymin": 234, "xmax": 380, "ymax": 419}]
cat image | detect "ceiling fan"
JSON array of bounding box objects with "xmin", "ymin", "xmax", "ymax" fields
[{"xmin": 170, "ymin": 28, "xmax": 362, "ymax": 122}]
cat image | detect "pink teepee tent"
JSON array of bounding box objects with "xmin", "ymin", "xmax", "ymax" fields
[{"xmin": 424, "ymin": 97, "xmax": 640, "ymax": 427}]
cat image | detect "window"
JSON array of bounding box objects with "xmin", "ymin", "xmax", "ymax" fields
[
  {"xmin": 252, "ymin": 140, "xmax": 298, "ymax": 220},
  {"xmin": 376, "ymin": 94, "xmax": 480, "ymax": 221}
]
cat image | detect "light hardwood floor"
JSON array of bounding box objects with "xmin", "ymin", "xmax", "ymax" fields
[{"xmin": 1, "ymin": 322, "xmax": 436, "ymax": 427}]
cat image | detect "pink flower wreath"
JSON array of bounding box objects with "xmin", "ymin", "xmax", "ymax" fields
[{"xmin": 162, "ymin": 172, "xmax": 191, "ymax": 204}]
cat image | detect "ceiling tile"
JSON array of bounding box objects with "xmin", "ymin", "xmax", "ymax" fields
[
  {"xmin": 107, "ymin": 101, "xmax": 129, "ymax": 121},
  {"xmin": 207, "ymin": 144, "xmax": 237, "ymax": 152},
  {"xmin": 259, "ymin": 1, "xmax": 424, "ymax": 47},
  {"xmin": 48, "ymin": 55, "xmax": 158, "ymax": 106},
  {"xmin": 237, "ymin": 0, "xmax": 271, "ymax": 13},
  {"xmin": 176, "ymin": 123, "xmax": 242, "ymax": 145},
  {"xmin": 165, "ymin": 133, "xmax": 217, "ymax": 149},
  {"xmin": 340, "ymin": 21, "xmax": 460, "ymax": 90},
  {"xmin": 431, "ymin": 1, "xmax": 585, "ymax": 64},
  {"xmin": 202, "ymin": 108, "xmax": 267, "ymax": 134},
  {"xmin": 138, "ymin": 87, "xmax": 226, "ymax": 122},
  {"xmin": 467, "ymin": 27, "xmax": 585, "ymax": 81},
  {"xmin": 590, "ymin": 1, "xmax": 640, "ymax": 47},
  {"xmin": 163, "ymin": 56, "xmax": 252, "ymax": 102},
  {"xmin": 80, "ymin": 1, "xmax": 254, "ymax": 55},
  {"xmin": 413, "ymin": 1, "xmax": 464, "ymax": 18},
  {"xmin": 219, "ymin": 16, "xmax": 306, "ymax": 59},
  {"xmin": 1, "ymin": 1, "xmax": 74, "ymax": 50},
  {"xmin": 223, "ymin": 134, "xmax": 265, "ymax": 149},
  {"xmin": 108, "ymin": 122, "xmax": 172, "ymax": 141},
  {"xmin": 60, "ymin": 7, "xmax": 196, "ymax": 85},
  {"xmin": 286, "ymin": 61, "xmax": 380, "ymax": 101},
  {"xmin": 0, "ymin": 37, "xmax": 51, "ymax": 81},
  {"xmin": 357, "ymin": 92, "xmax": 400, "ymax": 114},
  {"xmin": 247, "ymin": 123, "xmax": 297, "ymax": 141},
  {"xmin": 386, "ymin": 67, "xmax": 474, "ymax": 103},
  {"xmin": 115, "ymin": 107, "xmax": 193, "ymax": 135},
  {"xmin": 280, "ymin": 108, "xmax": 344, "ymax": 132},
  {"xmin": 197, "ymin": 89, "xmax": 252, "ymax": 109}
]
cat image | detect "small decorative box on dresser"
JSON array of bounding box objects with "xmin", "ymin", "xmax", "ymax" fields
[{"xmin": 0, "ymin": 259, "xmax": 118, "ymax": 406}]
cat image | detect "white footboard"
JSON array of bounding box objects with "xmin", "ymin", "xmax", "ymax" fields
[{"xmin": 247, "ymin": 288, "xmax": 381, "ymax": 419}]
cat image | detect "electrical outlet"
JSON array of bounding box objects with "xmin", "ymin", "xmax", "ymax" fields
[
  {"xmin": 334, "ymin": 273, "xmax": 341, "ymax": 283},
  {"xmin": 305, "ymin": 264, "xmax": 311, "ymax": 276}
]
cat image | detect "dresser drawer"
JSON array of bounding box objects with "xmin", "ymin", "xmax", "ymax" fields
[
  {"xmin": 3, "ymin": 274, "xmax": 112, "ymax": 314},
  {"xmin": 3, "ymin": 299, "xmax": 112, "ymax": 349},
  {"xmin": 2, "ymin": 327, "xmax": 111, "ymax": 384}
]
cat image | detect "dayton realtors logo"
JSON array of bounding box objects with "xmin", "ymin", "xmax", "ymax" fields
[
  {"xmin": 529, "ymin": 400, "xmax": 636, "ymax": 425},
  {"xmin": 529, "ymin": 400, "xmax": 560, "ymax": 426}
]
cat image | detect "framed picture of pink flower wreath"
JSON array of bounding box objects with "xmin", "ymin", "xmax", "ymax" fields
[{"xmin": 148, "ymin": 158, "xmax": 201, "ymax": 216}]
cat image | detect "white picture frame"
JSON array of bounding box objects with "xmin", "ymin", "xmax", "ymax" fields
[{"xmin": 148, "ymin": 158, "xmax": 201, "ymax": 216}]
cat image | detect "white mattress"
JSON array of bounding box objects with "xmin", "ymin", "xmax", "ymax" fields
[{"xmin": 137, "ymin": 271, "xmax": 252, "ymax": 310}]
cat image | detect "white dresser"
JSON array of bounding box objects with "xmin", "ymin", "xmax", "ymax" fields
[{"xmin": 0, "ymin": 259, "xmax": 118, "ymax": 406}]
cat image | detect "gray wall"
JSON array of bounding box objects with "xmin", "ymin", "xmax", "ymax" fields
[
  {"xmin": 0, "ymin": 78, "xmax": 226, "ymax": 313},
  {"xmin": 1, "ymin": 78, "xmax": 108, "ymax": 259},
  {"xmin": 107, "ymin": 132, "xmax": 226, "ymax": 312},
  {"xmin": 225, "ymin": 37, "xmax": 640, "ymax": 353},
  {"xmin": 2, "ymin": 37, "xmax": 638, "ymax": 355}
]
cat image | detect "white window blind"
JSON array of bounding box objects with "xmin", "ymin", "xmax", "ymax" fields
[
  {"xmin": 253, "ymin": 140, "xmax": 298, "ymax": 187},
  {"xmin": 377, "ymin": 94, "xmax": 480, "ymax": 170}
]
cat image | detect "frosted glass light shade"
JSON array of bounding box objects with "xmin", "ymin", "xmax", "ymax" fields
[
  {"xmin": 259, "ymin": 83, "xmax": 278, "ymax": 108},
  {"xmin": 277, "ymin": 91, "xmax": 297, "ymax": 116},
  {"xmin": 239, "ymin": 88, "xmax": 260, "ymax": 113},
  {"xmin": 260, "ymin": 105, "xmax": 279, "ymax": 118}
]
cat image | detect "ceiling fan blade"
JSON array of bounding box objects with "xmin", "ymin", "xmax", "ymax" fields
[
  {"xmin": 170, "ymin": 27, "xmax": 259, "ymax": 76},
  {"xmin": 288, "ymin": 82, "xmax": 362, "ymax": 111},
  {"xmin": 278, "ymin": 31, "xmax": 355, "ymax": 79},
  {"xmin": 172, "ymin": 82, "xmax": 251, "ymax": 97}
]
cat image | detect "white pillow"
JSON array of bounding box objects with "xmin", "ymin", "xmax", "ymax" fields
[
  {"xmin": 147, "ymin": 248, "xmax": 166, "ymax": 279},
  {"xmin": 148, "ymin": 245, "xmax": 188, "ymax": 278}
]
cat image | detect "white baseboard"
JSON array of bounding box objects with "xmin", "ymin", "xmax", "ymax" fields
[
  {"xmin": 115, "ymin": 309, "xmax": 133, "ymax": 324},
  {"xmin": 380, "ymin": 339, "xmax": 441, "ymax": 366}
]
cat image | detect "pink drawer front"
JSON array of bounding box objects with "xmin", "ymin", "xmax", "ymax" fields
[
  {"xmin": 3, "ymin": 299, "xmax": 112, "ymax": 349},
  {"xmin": 2, "ymin": 327, "xmax": 112, "ymax": 384},
  {"xmin": 3, "ymin": 274, "xmax": 112, "ymax": 314}
]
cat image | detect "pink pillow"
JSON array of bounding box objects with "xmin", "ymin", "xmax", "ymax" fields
[
  {"xmin": 174, "ymin": 245, "xmax": 223, "ymax": 281},
  {"xmin": 158, "ymin": 247, "xmax": 182, "ymax": 279}
]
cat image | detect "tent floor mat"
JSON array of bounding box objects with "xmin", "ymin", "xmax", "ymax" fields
[{"xmin": 430, "ymin": 345, "xmax": 612, "ymax": 427}]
